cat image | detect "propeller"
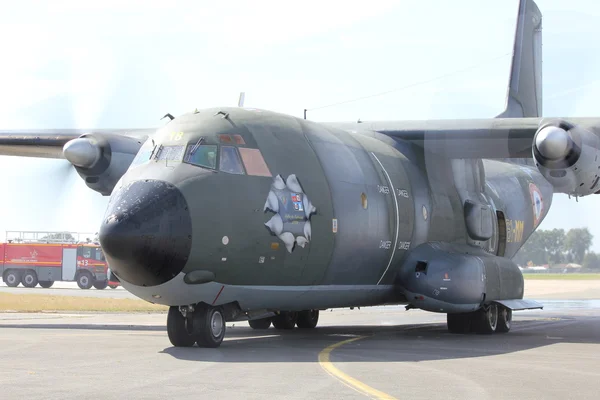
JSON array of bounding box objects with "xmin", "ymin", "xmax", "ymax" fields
[
  {"xmin": 534, "ymin": 125, "xmax": 571, "ymax": 160},
  {"xmin": 63, "ymin": 136, "xmax": 102, "ymax": 168}
]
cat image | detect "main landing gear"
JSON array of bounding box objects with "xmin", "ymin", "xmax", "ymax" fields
[
  {"xmin": 248, "ymin": 310, "xmax": 320, "ymax": 330},
  {"xmin": 447, "ymin": 303, "xmax": 512, "ymax": 334},
  {"xmin": 167, "ymin": 304, "xmax": 226, "ymax": 348}
]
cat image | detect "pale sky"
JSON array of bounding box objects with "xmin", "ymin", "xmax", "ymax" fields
[{"xmin": 0, "ymin": 0, "xmax": 599, "ymax": 250}]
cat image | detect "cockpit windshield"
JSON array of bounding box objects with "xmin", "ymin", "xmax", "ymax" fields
[
  {"xmin": 129, "ymin": 133, "xmax": 272, "ymax": 178},
  {"xmin": 184, "ymin": 144, "xmax": 217, "ymax": 169},
  {"xmin": 219, "ymin": 146, "xmax": 245, "ymax": 174}
]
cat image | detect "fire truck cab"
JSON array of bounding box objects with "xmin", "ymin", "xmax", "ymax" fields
[{"xmin": 1, "ymin": 231, "xmax": 113, "ymax": 289}]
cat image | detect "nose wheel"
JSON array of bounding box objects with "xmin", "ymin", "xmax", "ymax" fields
[{"xmin": 167, "ymin": 304, "xmax": 227, "ymax": 348}]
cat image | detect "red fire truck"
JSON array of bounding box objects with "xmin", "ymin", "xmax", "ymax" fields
[{"xmin": 0, "ymin": 231, "xmax": 119, "ymax": 290}]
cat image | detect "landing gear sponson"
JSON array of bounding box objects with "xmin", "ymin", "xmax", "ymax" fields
[{"xmin": 167, "ymin": 304, "xmax": 321, "ymax": 348}]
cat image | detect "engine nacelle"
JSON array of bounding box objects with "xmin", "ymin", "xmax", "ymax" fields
[
  {"xmin": 63, "ymin": 133, "xmax": 145, "ymax": 196},
  {"xmin": 395, "ymin": 242, "xmax": 524, "ymax": 313},
  {"xmin": 533, "ymin": 120, "xmax": 600, "ymax": 196}
]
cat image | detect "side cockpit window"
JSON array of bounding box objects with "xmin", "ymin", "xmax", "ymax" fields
[
  {"xmin": 130, "ymin": 139, "xmax": 155, "ymax": 167},
  {"xmin": 185, "ymin": 144, "xmax": 217, "ymax": 169},
  {"xmin": 219, "ymin": 146, "xmax": 245, "ymax": 175}
]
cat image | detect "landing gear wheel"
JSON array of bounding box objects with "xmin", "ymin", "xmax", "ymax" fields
[
  {"xmin": 93, "ymin": 280, "xmax": 108, "ymax": 290},
  {"xmin": 5, "ymin": 271, "xmax": 20, "ymax": 287},
  {"xmin": 474, "ymin": 304, "xmax": 498, "ymax": 334},
  {"xmin": 272, "ymin": 311, "xmax": 298, "ymax": 330},
  {"xmin": 248, "ymin": 318, "xmax": 272, "ymax": 329},
  {"xmin": 22, "ymin": 271, "xmax": 38, "ymax": 288},
  {"xmin": 167, "ymin": 306, "xmax": 196, "ymax": 347},
  {"xmin": 192, "ymin": 305, "xmax": 226, "ymax": 348},
  {"xmin": 497, "ymin": 306, "xmax": 512, "ymax": 333},
  {"xmin": 39, "ymin": 281, "xmax": 54, "ymax": 288},
  {"xmin": 77, "ymin": 273, "xmax": 93, "ymax": 289},
  {"xmin": 447, "ymin": 313, "xmax": 472, "ymax": 334},
  {"xmin": 296, "ymin": 310, "xmax": 319, "ymax": 329},
  {"xmin": 109, "ymin": 284, "xmax": 118, "ymax": 289}
]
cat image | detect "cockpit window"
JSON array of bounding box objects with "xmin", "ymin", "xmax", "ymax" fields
[
  {"xmin": 130, "ymin": 140, "xmax": 154, "ymax": 167},
  {"xmin": 219, "ymin": 146, "xmax": 245, "ymax": 175},
  {"xmin": 219, "ymin": 134, "xmax": 233, "ymax": 144},
  {"xmin": 185, "ymin": 144, "xmax": 217, "ymax": 169},
  {"xmin": 233, "ymin": 134, "xmax": 246, "ymax": 145},
  {"xmin": 156, "ymin": 145, "xmax": 184, "ymax": 163}
]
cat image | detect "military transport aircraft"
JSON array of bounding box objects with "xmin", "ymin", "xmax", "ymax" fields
[{"xmin": 1, "ymin": 0, "xmax": 598, "ymax": 348}]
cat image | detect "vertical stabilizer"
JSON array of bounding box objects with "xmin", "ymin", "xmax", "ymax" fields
[{"xmin": 496, "ymin": 0, "xmax": 543, "ymax": 118}]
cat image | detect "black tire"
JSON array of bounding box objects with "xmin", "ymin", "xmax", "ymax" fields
[
  {"xmin": 39, "ymin": 281, "xmax": 54, "ymax": 288},
  {"xmin": 447, "ymin": 313, "xmax": 472, "ymax": 334},
  {"xmin": 193, "ymin": 306, "xmax": 226, "ymax": 348},
  {"xmin": 473, "ymin": 304, "xmax": 498, "ymax": 334},
  {"xmin": 93, "ymin": 280, "xmax": 108, "ymax": 290},
  {"xmin": 272, "ymin": 311, "xmax": 298, "ymax": 330},
  {"xmin": 497, "ymin": 306, "xmax": 512, "ymax": 333},
  {"xmin": 4, "ymin": 271, "xmax": 20, "ymax": 287},
  {"xmin": 22, "ymin": 270, "xmax": 38, "ymax": 288},
  {"xmin": 296, "ymin": 310, "xmax": 319, "ymax": 329},
  {"xmin": 77, "ymin": 272, "xmax": 93, "ymax": 289},
  {"xmin": 167, "ymin": 306, "xmax": 196, "ymax": 347},
  {"xmin": 109, "ymin": 284, "xmax": 118, "ymax": 289},
  {"xmin": 248, "ymin": 317, "xmax": 272, "ymax": 330}
]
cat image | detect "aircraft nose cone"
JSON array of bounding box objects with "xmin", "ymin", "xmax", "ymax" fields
[
  {"xmin": 535, "ymin": 126, "xmax": 571, "ymax": 160},
  {"xmin": 99, "ymin": 179, "xmax": 192, "ymax": 287}
]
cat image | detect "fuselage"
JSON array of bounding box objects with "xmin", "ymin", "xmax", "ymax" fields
[{"xmin": 99, "ymin": 107, "xmax": 553, "ymax": 312}]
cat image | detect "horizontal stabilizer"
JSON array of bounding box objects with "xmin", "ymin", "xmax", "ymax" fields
[{"xmin": 493, "ymin": 298, "xmax": 543, "ymax": 311}]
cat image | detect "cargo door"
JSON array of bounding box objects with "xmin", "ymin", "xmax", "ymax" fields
[{"xmin": 62, "ymin": 248, "xmax": 77, "ymax": 281}]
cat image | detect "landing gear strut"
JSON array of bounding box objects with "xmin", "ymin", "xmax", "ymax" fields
[
  {"xmin": 447, "ymin": 303, "xmax": 511, "ymax": 334},
  {"xmin": 167, "ymin": 304, "xmax": 227, "ymax": 348}
]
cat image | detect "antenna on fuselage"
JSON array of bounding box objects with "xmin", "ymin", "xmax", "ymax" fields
[{"xmin": 238, "ymin": 92, "xmax": 245, "ymax": 107}]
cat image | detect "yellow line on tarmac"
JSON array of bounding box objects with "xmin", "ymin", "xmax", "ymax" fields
[{"xmin": 318, "ymin": 336, "xmax": 397, "ymax": 400}]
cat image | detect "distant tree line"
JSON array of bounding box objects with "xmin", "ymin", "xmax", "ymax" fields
[{"xmin": 514, "ymin": 227, "xmax": 600, "ymax": 269}]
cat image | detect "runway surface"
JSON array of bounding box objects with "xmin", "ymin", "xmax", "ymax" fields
[
  {"xmin": 0, "ymin": 281, "xmax": 134, "ymax": 298},
  {"xmin": 1, "ymin": 302, "xmax": 599, "ymax": 400},
  {"xmin": 2, "ymin": 278, "xmax": 599, "ymax": 300}
]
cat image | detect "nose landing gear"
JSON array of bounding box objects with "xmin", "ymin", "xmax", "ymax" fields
[{"xmin": 167, "ymin": 304, "xmax": 227, "ymax": 348}]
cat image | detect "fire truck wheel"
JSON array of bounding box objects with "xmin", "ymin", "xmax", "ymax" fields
[
  {"xmin": 4, "ymin": 271, "xmax": 21, "ymax": 287},
  {"xmin": 77, "ymin": 272, "xmax": 93, "ymax": 289},
  {"xmin": 39, "ymin": 281, "xmax": 54, "ymax": 288},
  {"xmin": 93, "ymin": 280, "xmax": 108, "ymax": 290},
  {"xmin": 22, "ymin": 270, "xmax": 38, "ymax": 288}
]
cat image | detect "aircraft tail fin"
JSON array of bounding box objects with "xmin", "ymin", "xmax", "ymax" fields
[{"xmin": 496, "ymin": 0, "xmax": 543, "ymax": 118}]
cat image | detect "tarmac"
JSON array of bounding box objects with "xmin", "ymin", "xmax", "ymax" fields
[
  {"xmin": 1, "ymin": 301, "xmax": 600, "ymax": 399},
  {"xmin": 1, "ymin": 278, "xmax": 600, "ymax": 300}
]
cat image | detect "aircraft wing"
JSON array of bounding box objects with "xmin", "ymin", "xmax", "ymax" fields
[
  {"xmin": 0, "ymin": 129, "xmax": 155, "ymax": 159},
  {"xmin": 371, "ymin": 117, "xmax": 539, "ymax": 159},
  {"xmin": 328, "ymin": 117, "xmax": 600, "ymax": 159}
]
